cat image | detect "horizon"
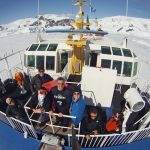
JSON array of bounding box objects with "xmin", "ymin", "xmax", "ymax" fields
[
  {"xmin": 1, "ymin": 14, "xmax": 150, "ymax": 26},
  {"xmin": 0, "ymin": 0, "xmax": 150, "ymax": 24}
]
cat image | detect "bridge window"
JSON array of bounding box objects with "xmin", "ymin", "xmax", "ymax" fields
[
  {"xmin": 122, "ymin": 49, "xmax": 132, "ymax": 57},
  {"xmin": 47, "ymin": 44, "xmax": 58, "ymax": 51},
  {"xmin": 112, "ymin": 47, "xmax": 122, "ymax": 56},
  {"xmin": 36, "ymin": 56, "xmax": 44, "ymax": 69},
  {"xmin": 37, "ymin": 44, "xmax": 48, "ymax": 51},
  {"xmin": 46, "ymin": 56, "xmax": 55, "ymax": 70},
  {"xmin": 133, "ymin": 62, "xmax": 138, "ymax": 76},
  {"xmin": 101, "ymin": 59, "xmax": 111, "ymax": 68},
  {"xmin": 113, "ymin": 60, "xmax": 122, "ymax": 74},
  {"xmin": 101, "ymin": 46, "xmax": 111, "ymax": 55},
  {"xmin": 27, "ymin": 55, "xmax": 35, "ymax": 67},
  {"xmin": 123, "ymin": 62, "xmax": 133, "ymax": 77},
  {"xmin": 28, "ymin": 44, "xmax": 39, "ymax": 51}
]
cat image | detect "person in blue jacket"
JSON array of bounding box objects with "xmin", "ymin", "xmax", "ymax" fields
[{"xmin": 69, "ymin": 88, "xmax": 85, "ymax": 126}]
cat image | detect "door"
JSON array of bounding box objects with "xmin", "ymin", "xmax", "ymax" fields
[
  {"xmin": 61, "ymin": 53, "xmax": 68, "ymax": 72},
  {"xmin": 90, "ymin": 52, "xmax": 98, "ymax": 67}
]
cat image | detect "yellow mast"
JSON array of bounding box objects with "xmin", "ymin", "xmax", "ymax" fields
[{"xmin": 66, "ymin": 0, "xmax": 88, "ymax": 75}]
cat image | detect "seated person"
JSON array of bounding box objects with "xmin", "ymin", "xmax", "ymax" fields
[
  {"xmin": 30, "ymin": 68, "xmax": 53, "ymax": 94},
  {"xmin": 69, "ymin": 88, "xmax": 85, "ymax": 127},
  {"xmin": 5, "ymin": 97, "xmax": 24, "ymax": 119},
  {"xmin": 29, "ymin": 87, "xmax": 52, "ymax": 125},
  {"xmin": 81, "ymin": 107, "xmax": 102, "ymax": 141},
  {"xmin": 49, "ymin": 77, "xmax": 72, "ymax": 128},
  {"xmin": 106, "ymin": 112, "xmax": 123, "ymax": 133}
]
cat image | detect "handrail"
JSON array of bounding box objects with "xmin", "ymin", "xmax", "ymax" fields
[
  {"xmin": 1, "ymin": 109, "xmax": 150, "ymax": 147},
  {"xmin": 0, "ymin": 50, "xmax": 25, "ymax": 81},
  {"xmin": 67, "ymin": 127, "xmax": 150, "ymax": 148},
  {"xmin": 67, "ymin": 126, "xmax": 150, "ymax": 137},
  {"xmin": 0, "ymin": 110, "xmax": 37, "ymax": 138},
  {"xmin": 0, "ymin": 49, "xmax": 25, "ymax": 61},
  {"xmin": 45, "ymin": 112, "xmax": 76, "ymax": 119},
  {"xmin": 24, "ymin": 99, "xmax": 80, "ymax": 134},
  {"xmin": 65, "ymin": 81, "xmax": 98, "ymax": 105},
  {"xmin": 131, "ymin": 77, "xmax": 150, "ymax": 93}
]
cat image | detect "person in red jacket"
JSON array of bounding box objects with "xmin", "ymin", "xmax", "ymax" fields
[{"xmin": 106, "ymin": 112, "xmax": 123, "ymax": 133}]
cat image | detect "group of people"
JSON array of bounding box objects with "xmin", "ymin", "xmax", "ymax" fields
[
  {"xmin": 29, "ymin": 68, "xmax": 86, "ymax": 132},
  {"xmin": 3, "ymin": 68, "xmax": 123, "ymax": 140}
]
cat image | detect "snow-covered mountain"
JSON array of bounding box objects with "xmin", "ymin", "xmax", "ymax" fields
[
  {"xmin": 0, "ymin": 14, "xmax": 150, "ymax": 38},
  {"xmin": 98, "ymin": 16, "xmax": 150, "ymax": 39}
]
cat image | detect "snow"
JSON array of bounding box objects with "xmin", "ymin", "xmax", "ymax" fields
[
  {"xmin": 0, "ymin": 14, "xmax": 150, "ymax": 89},
  {"xmin": 43, "ymin": 14, "xmax": 71, "ymax": 21},
  {"xmin": 0, "ymin": 15, "xmax": 150, "ymax": 39}
]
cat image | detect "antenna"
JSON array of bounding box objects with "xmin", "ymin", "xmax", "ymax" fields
[
  {"xmin": 122, "ymin": 0, "xmax": 129, "ymax": 48},
  {"xmin": 36, "ymin": 0, "xmax": 42, "ymax": 43},
  {"xmin": 90, "ymin": 0, "xmax": 91, "ymax": 11},
  {"xmin": 71, "ymin": 0, "xmax": 74, "ymax": 15},
  {"xmin": 126, "ymin": 0, "xmax": 129, "ymax": 17},
  {"xmin": 37, "ymin": 0, "xmax": 40, "ymax": 32}
]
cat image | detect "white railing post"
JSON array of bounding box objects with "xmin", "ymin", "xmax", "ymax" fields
[
  {"xmin": 122, "ymin": 105, "xmax": 132, "ymax": 133},
  {"xmin": 100, "ymin": 136, "xmax": 108, "ymax": 147},
  {"xmin": 78, "ymin": 123, "xmax": 81, "ymax": 140},
  {"xmin": 6, "ymin": 117, "xmax": 15, "ymax": 128},
  {"xmin": 49, "ymin": 113, "xmax": 55, "ymax": 134},
  {"xmin": 68, "ymin": 135, "xmax": 71, "ymax": 147},
  {"xmin": 128, "ymin": 131, "xmax": 140, "ymax": 143}
]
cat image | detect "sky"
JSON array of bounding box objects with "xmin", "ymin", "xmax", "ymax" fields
[{"xmin": 0, "ymin": 0, "xmax": 150, "ymax": 24}]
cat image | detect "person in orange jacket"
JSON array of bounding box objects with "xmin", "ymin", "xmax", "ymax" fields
[{"xmin": 106, "ymin": 112, "xmax": 123, "ymax": 133}]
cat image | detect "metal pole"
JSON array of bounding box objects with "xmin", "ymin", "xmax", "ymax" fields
[
  {"xmin": 126, "ymin": 0, "xmax": 129, "ymax": 17},
  {"xmin": 5, "ymin": 58, "xmax": 13, "ymax": 78},
  {"xmin": 37, "ymin": 0, "xmax": 40, "ymax": 32},
  {"xmin": 50, "ymin": 115, "xmax": 55, "ymax": 134},
  {"xmin": 19, "ymin": 52, "xmax": 24, "ymax": 72}
]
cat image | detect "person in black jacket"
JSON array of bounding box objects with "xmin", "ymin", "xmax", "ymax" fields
[
  {"xmin": 5, "ymin": 97, "xmax": 24, "ymax": 119},
  {"xmin": 81, "ymin": 107, "xmax": 102, "ymax": 141},
  {"xmin": 49, "ymin": 77, "xmax": 72, "ymax": 128},
  {"xmin": 29, "ymin": 87, "xmax": 52, "ymax": 124},
  {"xmin": 30, "ymin": 68, "xmax": 53, "ymax": 94}
]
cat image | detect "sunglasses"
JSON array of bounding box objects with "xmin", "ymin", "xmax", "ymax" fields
[
  {"xmin": 73, "ymin": 92, "xmax": 80, "ymax": 95},
  {"xmin": 90, "ymin": 115, "xmax": 97, "ymax": 118},
  {"xmin": 57, "ymin": 82, "xmax": 65, "ymax": 85}
]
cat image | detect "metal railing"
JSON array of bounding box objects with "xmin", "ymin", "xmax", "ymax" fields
[
  {"xmin": 0, "ymin": 111, "xmax": 37, "ymax": 139},
  {"xmin": 24, "ymin": 98, "xmax": 81, "ymax": 135},
  {"xmin": 0, "ymin": 50, "xmax": 25, "ymax": 81},
  {"xmin": 131, "ymin": 77, "xmax": 150, "ymax": 94},
  {"xmin": 65, "ymin": 81, "xmax": 98, "ymax": 106},
  {"xmin": 25, "ymin": 107, "xmax": 80, "ymax": 134},
  {"xmin": 0, "ymin": 111, "xmax": 12, "ymax": 126},
  {"xmin": 67, "ymin": 127, "xmax": 150, "ymax": 148},
  {"xmin": 1, "ymin": 107, "xmax": 150, "ymax": 148}
]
